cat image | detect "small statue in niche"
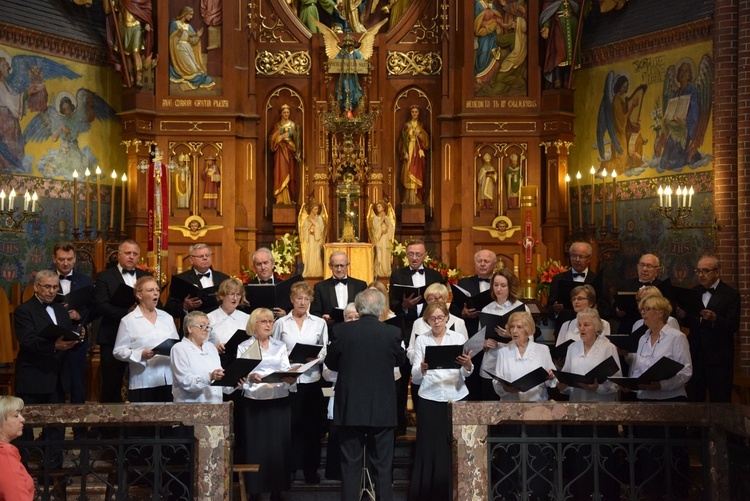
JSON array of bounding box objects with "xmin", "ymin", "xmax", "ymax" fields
[
  {"xmin": 169, "ymin": 6, "xmax": 215, "ymax": 91},
  {"xmin": 103, "ymin": 0, "xmax": 156, "ymax": 88},
  {"xmin": 367, "ymin": 200, "xmax": 396, "ymax": 277},
  {"xmin": 200, "ymin": 0, "xmax": 222, "ymax": 50},
  {"xmin": 202, "ymin": 156, "xmax": 220, "ymax": 209},
  {"xmin": 399, "ymin": 105, "xmax": 429, "ymax": 205},
  {"xmin": 505, "ymin": 153, "xmax": 522, "ymax": 209},
  {"xmin": 298, "ymin": 200, "xmax": 329, "ymax": 278},
  {"xmin": 174, "ymin": 154, "xmax": 191, "ymax": 209},
  {"xmin": 477, "ymin": 153, "xmax": 497, "ymax": 210},
  {"xmin": 269, "ymin": 104, "xmax": 300, "ymax": 205}
]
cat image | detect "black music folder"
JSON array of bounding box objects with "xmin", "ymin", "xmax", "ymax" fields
[
  {"xmin": 552, "ymin": 356, "xmax": 620, "ymax": 387},
  {"xmin": 169, "ymin": 275, "xmax": 219, "ymax": 311},
  {"xmin": 606, "ymin": 331, "xmax": 643, "ymax": 353},
  {"xmin": 111, "ymin": 283, "xmax": 136, "ymax": 309},
  {"xmin": 480, "ymin": 303, "xmax": 527, "ymax": 342},
  {"xmin": 329, "ymin": 308, "xmax": 345, "ymax": 323},
  {"xmin": 152, "ymin": 338, "xmax": 178, "ymax": 356},
  {"xmin": 288, "ymin": 343, "xmax": 323, "ymax": 364},
  {"xmin": 549, "ymin": 339, "xmax": 575, "ymax": 361},
  {"xmin": 244, "ymin": 274, "xmax": 303, "ymax": 312},
  {"xmin": 424, "ymin": 345, "xmax": 463, "ymax": 370},
  {"xmin": 608, "ymin": 357, "xmax": 685, "ymax": 390},
  {"xmin": 673, "ymin": 286, "xmax": 705, "ymax": 318},
  {"xmin": 39, "ymin": 324, "xmax": 81, "ymax": 342},
  {"xmin": 211, "ymin": 358, "xmax": 261, "ymax": 387},
  {"xmin": 614, "ymin": 291, "xmax": 638, "ymax": 316},
  {"xmin": 54, "ymin": 285, "xmax": 93, "ymax": 312},
  {"xmin": 220, "ymin": 329, "xmax": 250, "ymax": 367},
  {"xmin": 483, "ymin": 366, "xmax": 550, "ymax": 393},
  {"xmin": 450, "ymin": 284, "xmax": 493, "ymax": 312},
  {"xmin": 392, "ymin": 284, "xmax": 427, "ymax": 302}
]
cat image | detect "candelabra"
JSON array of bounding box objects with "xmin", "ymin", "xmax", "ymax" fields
[
  {"xmin": 0, "ymin": 188, "xmax": 38, "ymax": 232},
  {"xmin": 651, "ymin": 184, "xmax": 717, "ymax": 231}
]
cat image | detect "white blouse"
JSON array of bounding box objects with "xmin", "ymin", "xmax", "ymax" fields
[
  {"xmin": 559, "ymin": 335, "xmax": 622, "ymax": 402},
  {"xmin": 113, "ymin": 306, "xmax": 179, "ymax": 390},
  {"xmin": 170, "ymin": 338, "xmax": 229, "ymax": 403},
  {"xmin": 272, "ymin": 312, "xmax": 328, "ymax": 384},
  {"xmin": 479, "ymin": 300, "xmax": 530, "ymax": 379},
  {"xmin": 631, "ymin": 316, "xmax": 680, "ymax": 333},
  {"xmin": 493, "ymin": 340, "xmax": 556, "ymax": 402},
  {"xmin": 556, "ymin": 318, "xmax": 612, "ymax": 346},
  {"xmin": 238, "ymin": 336, "xmax": 292, "ymax": 400},
  {"xmin": 627, "ymin": 325, "xmax": 692, "ymax": 400},
  {"xmin": 407, "ymin": 314, "xmax": 468, "ymax": 363},
  {"xmin": 410, "ymin": 329, "xmax": 472, "ymax": 403},
  {"xmin": 207, "ymin": 306, "xmax": 250, "ymax": 346}
]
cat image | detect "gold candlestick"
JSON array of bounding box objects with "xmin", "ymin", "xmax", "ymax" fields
[
  {"xmin": 120, "ymin": 173, "xmax": 127, "ymax": 234},
  {"xmin": 95, "ymin": 165, "xmax": 102, "ymax": 233},
  {"xmin": 84, "ymin": 167, "xmax": 91, "ymax": 229},
  {"xmin": 589, "ymin": 166, "xmax": 596, "ymax": 226},
  {"xmin": 565, "ymin": 173, "xmax": 571, "ymax": 233},
  {"xmin": 72, "ymin": 170, "xmax": 79, "ymax": 231},
  {"xmin": 110, "ymin": 170, "xmax": 117, "ymax": 232},
  {"xmin": 601, "ymin": 169, "xmax": 608, "ymax": 230},
  {"xmin": 611, "ymin": 170, "xmax": 617, "ymax": 230},
  {"xmin": 576, "ymin": 172, "xmax": 583, "ymax": 229}
]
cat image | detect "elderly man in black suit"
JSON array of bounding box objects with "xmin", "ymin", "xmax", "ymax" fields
[
  {"xmin": 15, "ymin": 270, "xmax": 79, "ymax": 442},
  {"xmin": 311, "ymin": 251, "xmax": 367, "ymax": 331},
  {"xmin": 94, "ymin": 239, "xmax": 151, "ymax": 403},
  {"xmin": 248, "ymin": 247, "xmax": 287, "ymax": 318},
  {"xmin": 615, "ymin": 253, "xmax": 663, "ymax": 333},
  {"xmin": 388, "ymin": 239, "xmax": 442, "ymax": 433},
  {"xmin": 52, "ymin": 242, "xmax": 94, "ymax": 438},
  {"xmin": 548, "ymin": 242, "xmax": 610, "ymax": 333},
  {"xmin": 680, "ymin": 256, "xmax": 740, "ymax": 403},
  {"xmin": 325, "ymin": 289, "xmax": 405, "ymax": 501},
  {"xmin": 165, "ymin": 243, "xmax": 230, "ymax": 323}
]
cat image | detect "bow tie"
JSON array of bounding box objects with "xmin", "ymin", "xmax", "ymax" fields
[
  {"xmin": 196, "ymin": 272, "xmax": 211, "ymax": 279},
  {"xmin": 572, "ymin": 272, "xmax": 585, "ymax": 278},
  {"xmin": 700, "ymin": 286, "xmax": 715, "ymax": 295},
  {"xmin": 334, "ymin": 278, "xmax": 348, "ymax": 285},
  {"xmin": 260, "ymin": 279, "xmax": 272, "ymax": 284},
  {"xmin": 410, "ymin": 268, "xmax": 424, "ymax": 275},
  {"xmin": 59, "ymin": 274, "xmax": 71, "ymax": 281},
  {"xmin": 122, "ymin": 269, "xmax": 136, "ymax": 276},
  {"xmin": 478, "ymin": 278, "xmax": 490, "ymax": 283}
]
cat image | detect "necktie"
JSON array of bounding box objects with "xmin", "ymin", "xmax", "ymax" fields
[
  {"xmin": 122, "ymin": 269, "xmax": 136, "ymax": 276},
  {"xmin": 478, "ymin": 278, "xmax": 490, "ymax": 283},
  {"xmin": 59, "ymin": 274, "xmax": 71, "ymax": 281},
  {"xmin": 572, "ymin": 272, "xmax": 585, "ymax": 278},
  {"xmin": 700, "ymin": 286, "xmax": 714, "ymax": 295},
  {"xmin": 335, "ymin": 278, "xmax": 348, "ymax": 285},
  {"xmin": 411, "ymin": 268, "xmax": 424, "ymax": 275},
  {"xmin": 260, "ymin": 279, "xmax": 272, "ymax": 284},
  {"xmin": 197, "ymin": 272, "xmax": 210, "ymax": 279}
]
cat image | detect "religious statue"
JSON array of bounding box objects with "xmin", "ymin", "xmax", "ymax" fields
[
  {"xmin": 298, "ymin": 201, "xmax": 329, "ymax": 278},
  {"xmin": 174, "ymin": 153, "xmax": 191, "ymax": 209},
  {"xmin": 300, "ymin": 0, "xmax": 347, "ymax": 33},
  {"xmin": 103, "ymin": 0, "xmax": 155, "ymax": 88},
  {"xmin": 335, "ymin": 172, "xmax": 360, "ymax": 242},
  {"xmin": 269, "ymin": 104, "xmax": 300, "ymax": 205},
  {"xmin": 313, "ymin": 18, "xmax": 387, "ymax": 112},
  {"xmin": 540, "ymin": 0, "xmax": 589, "ymax": 89},
  {"xmin": 476, "ymin": 2, "xmax": 528, "ymax": 97},
  {"xmin": 202, "ymin": 156, "xmax": 220, "ymax": 209},
  {"xmin": 200, "ymin": 0, "xmax": 222, "ymax": 50},
  {"xmin": 505, "ymin": 153, "xmax": 521, "ymax": 209},
  {"xmin": 473, "ymin": 215, "xmax": 521, "ymax": 241},
  {"xmin": 382, "ymin": 0, "xmax": 413, "ymax": 29},
  {"xmin": 477, "ymin": 153, "xmax": 497, "ymax": 210},
  {"xmin": 367, "ymin": 200, "xmax": 396, "ymax": 277},
  {"xmin": 169, "ymin": 6, "xmax": 215, "ymax": 91},
  {"xmin": 399, "ymin": 105, "xmax": 429, "ymax": 205}
]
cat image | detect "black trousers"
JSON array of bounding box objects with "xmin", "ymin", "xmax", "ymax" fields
[
  {"xmin": 338, "ymin": 426, "xmax": 395, "ymax": 501},
  {"xmin": 98, "ymin": 343, "xmax": 127, "ymax": 403}
]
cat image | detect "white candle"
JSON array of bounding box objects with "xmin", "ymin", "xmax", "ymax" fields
[
  {"xmin": 565, "ymin": 173, "xmax": 571, "ymax": 233},
  {"xmin": 658, "ymin": 186, "xmax": 663, "ymax": 207},
  {"xmin": 676, "ymin": 187, "xmax": 682, "ymax": 208},
  {"xmin": 665, "ymin": 186, "xmax": 672, "ymax": 207},
  {"xmin": 95, "ymin": 165, "xmax": 102, "ymax": 231},
  {"xmin": 0, "ymin": 190, "xmax": 4, "ymax": 211},
  {"xmin": 590, "ymin": 166, "xmax": 596, "ymax": 226},
  {"xmin": 9, "ymin": 188, "xmax": 16, "ymax": 211},
  {"xmin": 611, "ymin": 170, "xmax": 617, "ymax": 230},
  {"xmin": 682, "ymin": 186, "xmax": 687, "ymax": 207},
  {"xmin": 110, "ymin": 170, "xmax": 117, "ymax": 231},
  {"xmin": 23, "ymin": 191, "xmax": 30, "ymax": 212},
  {"xmin": 688, "ymin": 186, "xmax": 694, "ymax": 208},
  {"xmin": 31, "ymin": 192, "xmax": 37, "ymax": 213},
  {"xmin": 576, "ymin": 172, "xmax": 583, "ymax": 229}
]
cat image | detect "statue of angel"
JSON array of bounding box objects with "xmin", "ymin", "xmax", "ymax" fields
[
  {"xmin": 312, "ymin": 17, "xmax": 388, "ymax": 111},
  {"xmin": 655, "ymin": 55, "xmax": 713, "ymax": 171},
  {"xmin": 367, "ymin": 200, "xmax": 396, "ymax": 278},
  {"xmin": 0, "ymin": 50, "xmax": 80, "ymax": 171},
  {"xmin": 595, "ymin": 71, "xmax": 647, "ymax": 173},
  {"xmin": 23, "ymin": 88, "xmax": 118, "ymax": 177},
  {"xmin": 299, "ymin": 201, "xmax": 329, "ymax": 277}
]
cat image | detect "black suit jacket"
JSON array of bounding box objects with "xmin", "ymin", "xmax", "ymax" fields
[
  {"xmin": 548, "ymin": 269, "xmax": 611, "ymax": 324},
  {"xmin": 54, "ymin": 269, "xmax": 95, "ymax": 328},
  {"xmin": 388, "ymin": 267, "xmax": 443, "ymax": 338},
  {"xmin": 616, "ymin": 277, "xmax": 663, "ymax": 333},
  {"xmin": 311, "ymin": 277, "xmax": 368, "ymax": 321},
  {"xmin": 686, "ymin": 280, "xmax": 740, "ymax": 365},
  {"xmin": 14, "ymin": 296, "xmax": 73, "ymax": 395},
  {"xmin": 94, "ymin": 266, "xmax": 152, "ymax": 345},
  {"xmin": 165, "ymin": 268, "xmax": 230, "ymax": 320},
  {"xmin": 448, "ymin": 275, "xmax": 487, "ymax": 336},
  {"xmin": 325, "ymin": 315, "xmax": 405, "ymax": 427}
]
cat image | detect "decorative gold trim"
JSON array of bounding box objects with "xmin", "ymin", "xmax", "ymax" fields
[
  {"xmin": 465, "ymin": 121, "xmax": 537, "ymax": 133},
  {"xmin": 540, "ymin": 140, "xmax": 574, "ymax": 155},
  {"xmin": 255, "ymin": 50, "xmax": 311, "ymax": 75},
  {"xmin": 160, "ymin": 121, "xmax": 232, "ymax": 132},
  {"xmin": 312, "ymin": 173, "xmax": 329, "ymax": 181},
  {"xmin": 386, "ymin": 51, "xmax": 442, "ymax": 76},
  {"xmin": 0, "ymin": 22, "xmax": 108, "ymax": 66},
  {"xmin": 256, "ymin": 1, "xmax": 296, "ymax": 43}
]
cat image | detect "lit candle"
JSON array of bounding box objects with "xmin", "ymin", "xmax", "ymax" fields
[
  {"xmin": 565, "ymin": 173, "xmax": 572, "ymax": 233},
  {"xmin": 31, "ymin": 192, "xmax": 38, "ymax": 213},
  {"xmin": 120, "ymin": 173, "xmax": 127, "ymax": 234},
  {"xmin": 658, "ymin": 186, "xmax": 664, "ymax": 207},
  {"xmin": 601, "ymin": 169, "xmax": 608, "ymax": 228},
  {"xmin": 665, "ymin": 186, "xmax": 672, "ymax": 207},
  {"xmin": 84, "ymin": 167, "xmax": 91, "ymax": 228},
  {"xmin": 0, "ymin": 190, "xmax": 5, "ymax": 211},
  {"xmin": 682, "ymin": 186, "xmax": 687, "ymax": 208},
  {"xmin": 95, "ymin": 165, "xmax": 102, "ymax": 232},
  {"xmin": 688, "ymin": 186, "xmax": 694, "ymax": 208},
  {"xmin": 590, "ymin": 166, "xmax": 596, "ymax": 226},
  {"xmin": 576, "ymin": 172, "xmax": 582, "ymax": 229},
  {"xmin": 675, "ymin": 187, "xmax": 682, "ymax": 208},
  {"xmin": 9, "ymin": 188, "xmax": 16, "ymax": 212},
  {"xmin": 611, "ymin": 170, "xmax": 617, "ymax": 230},
  {"xmin": 110, "ymin": 170, "xmax": 117, "ymax": 232},
  {"xmin": 72, "ymin": 170, "xmax": 79, "ymax": 230},
  {"xmin": 23, "ymin": 191, "xmax": 30, "ymax": 212}
]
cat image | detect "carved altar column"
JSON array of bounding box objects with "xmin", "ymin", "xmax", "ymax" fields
[{"xmin": 541, "ymin": 140, "xmax": 574, "ymax": 259}]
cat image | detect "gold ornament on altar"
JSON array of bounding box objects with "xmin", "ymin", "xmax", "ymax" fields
[
  {"xmin": 169, "ymin": 215, "xmax": 223, "ymax": 240},
  {"xmin": 473, "ymin": 215, "xmax": 521, "ymax": 241}
]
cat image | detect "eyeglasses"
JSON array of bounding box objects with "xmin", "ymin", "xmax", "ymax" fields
[
  {"xmin": 256, "ymin": 319, "xmax": 274, "ymax": 325},
  {"xmin": 639, "ymin": 307, "xmax": 654, "ymax": 313},
  {"xmin": 427, "ymin": 315, "xmax": 446, "ymax": 323},
  {"xmin": 406, "ymin": 252, "xmax": 424, "ymax": 258},
  {"xmin": 570, "ymin": 254, "xmax": 591, "ymax": 260},
  {"xmin": 37, "ymin": 284, "xmax": 60, "ymax": 291},
  {"xmin": 694, "ymin": 268, "xmax": 718, "ymax": 275},
  {"xmin": 330, "ymin": 264, "xmax": 348, "ymax": 268},
  {"xmin": 191, "ymin": 254, "xmax": 211, "ymax": 260},
  {"xmin": 191, "ymin": 324, "xmax": 210, "ymax": 331},
  {"xmin": 226, "ymin": 292, "xmax": 242, "ymax": 298},
  {"xmin": 637, "ymin": 263, "xmax": 659, "ymax": 270},
  {"xmin": 571, "ymin": 296, "xmax": 589, "ymax": 302}
]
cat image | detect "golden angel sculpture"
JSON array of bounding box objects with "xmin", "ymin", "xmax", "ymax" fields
[
  {"xmin": 298, "ymin": 201, "xmax": 329, "ymax": 278},
  {"xmin": 312, "ymin": 17, "xmax": 388, "ymax": 111},
  {"xmin": 367, "ymin": 200, "xmax": 396, "ymax": 277}
]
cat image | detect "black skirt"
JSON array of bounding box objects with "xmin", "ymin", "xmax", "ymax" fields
[
  {"xmin": 235, "ymin": 396, "xmax": 292, "ymax": 494},
  {"xmin": 408, "ymin": 398, "xmax": 453, "ymax": 501}
]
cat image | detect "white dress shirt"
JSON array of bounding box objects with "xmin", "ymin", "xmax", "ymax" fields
[
  {"xmin": 407, "ymin": 314, "xmax": 468, "ymax": 363},
  {"xmin": 170, "ymin": 338, "xmax": 227, "ymax": 403},
  {"xmin": 479, "ymin": 300, "xmax": 530, "ymax": 380},
  {"xmin": 334, "ymin": 279, "xmax": 348, "ymax": 309},
  {"xmin": 627, "ymin": 325, "xmax": 692, "ymax": 400},
  {"xmin": 117, "ymin": 264, "xmax": 137, "ymax": 287},
  {"xmin": 195, "ymin": 269, "xmax": 215, "ymax": 288},
  {"xmin": 113, "ymin": 306, "xmax": 179, "ymax": 390},
  {"xmin": 207, "ymin": 306, "xmax": 250, "ymax": 346},
  {"xmin": 559, "ymin": 335, "xmax": 622, "ymax": 402},
  {"xmin": 493, "ymin": 340, "xmax": 556, "ymax": 402},
  {"xmin": 410, "ymin": 329, "xmax": 472, "ymax": 402},
  {"xmin": 272, "ymin": 312, "xmax": 328, "ymax": 383},
  {"xmin": 557, "ymin": 318, "xmax": 611, "ymax": 346},
  {"xmin": 238, "ymin": 337, "xmax": 292, "ymax": 400}
]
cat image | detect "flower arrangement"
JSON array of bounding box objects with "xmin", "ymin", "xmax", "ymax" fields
[
  {"xmin": 390, "ymin": 238, "xmax": 462, "ymax": 285},
  {"xmin": 239, "ymin": 232, "xmax": 300, "ymax": 283},
  {"xmin": 136, "ymin": 259, "xmax": 156, "ymax": 276},
  {"xmin": 537, "ymin": 258, "xmax": 569, "ymax": 299}
]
